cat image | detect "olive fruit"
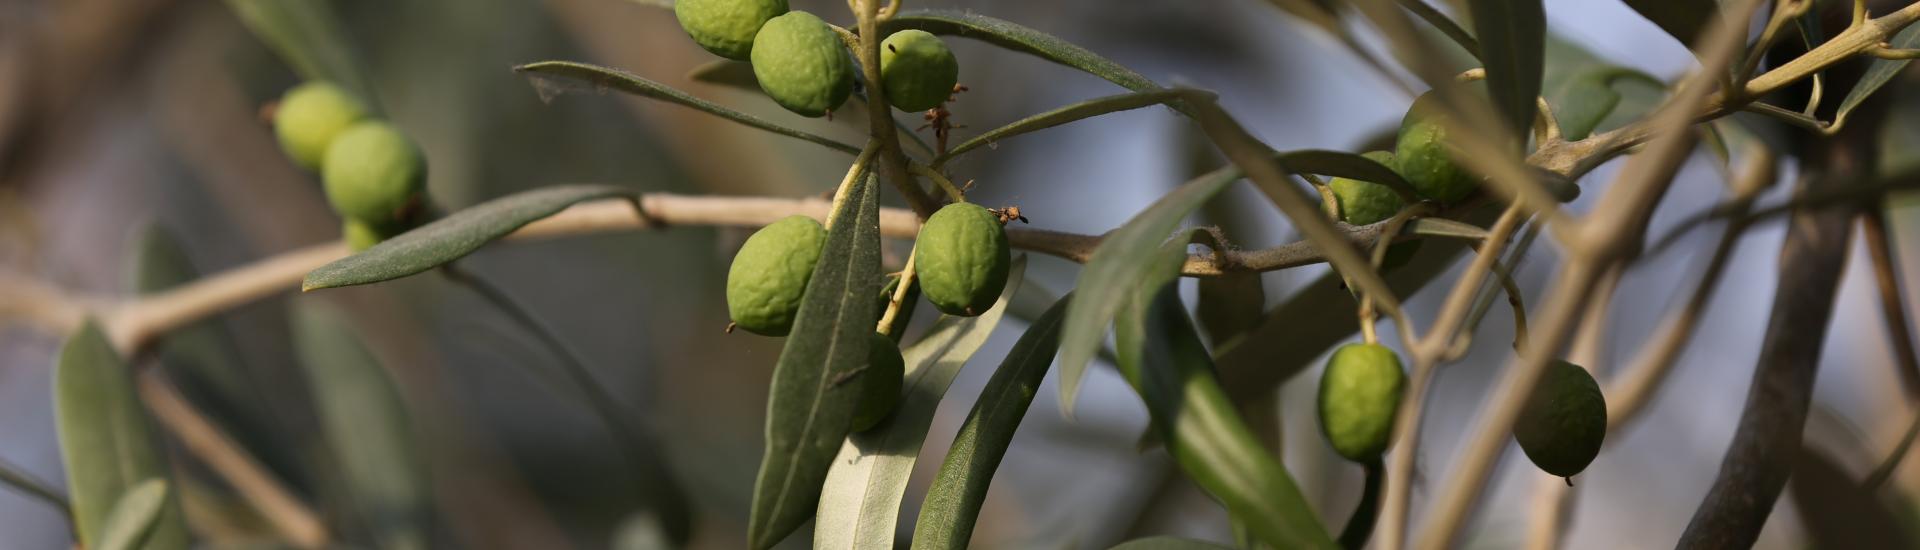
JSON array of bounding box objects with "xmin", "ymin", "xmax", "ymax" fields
[
  {"xmin": 1513, "ymin": 360, "xmax": 1607, "ymax": 479},
  {"xmin": 726, "ymin": 215, "xmax": 828, "ymax": 336},
  {"xmin": 879, "ymin": 30, "xmax": 959, "ymax": 112},
  {"xmin": 322, "ymin": 121, "xmax": 426, "ymax": 226},
  {"xmin": 1393, "ymin": 92, "xmax": 1477, "ymax": 203},
  {"xmin": 914, "ymin": 203, "xmax": 1010, "ymax": 317},
  {"xmin": 673, "ymin": 0, "xmax": 787, "ymax": 60},
  {"xmin": 274, "ymin": 82, "xmax": 369, "ymax": 171},
  {"xmin": 1317, "ymin": 343, "xmax": 1406, "ymax": 462},
  {"xmin": 1328, "ymin": 151, "xmax": 1405, "ymax": 226},
  {"xmin": 851, "ymin": 332, "xmax": 904, "ymax": 432},
  {"xmin": 750, "ymin": 11, "xmax": 853, "ymax": 118}
]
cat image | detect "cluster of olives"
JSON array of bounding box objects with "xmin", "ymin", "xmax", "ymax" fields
[
  {"xmin": 1315, "ymin": 343, "xmax": 1607, "ymax": 479},
  {"xmin": 1323, "ymin": 91, "xmax": 1484, "ymax": 233},
  {"xmin": 724, "ymin": 203, "xmax": 1010, "ymax": 431},
  {"xmin": 673, "ymin": 0, "xmax": 960, "ymax": 117},
  {"xmin": 273, "ymin": 82, "xmax": 427, "ymax": 250}
]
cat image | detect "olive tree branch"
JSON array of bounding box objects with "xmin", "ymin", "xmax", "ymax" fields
[
  {"xmin": 138, "ymin": 373, "xmax": 329, "ymax": 548},
  {"xmin": 1863, "ymin": 203, "xmax": 1920, "ymax": 395},
  {"xmin": 1412, "ymin": 0, "xmax": 1766, "ymax": 546},
  {"xmin": 852, "ymin": 0, "xmax": 938, "ymax": 218}
]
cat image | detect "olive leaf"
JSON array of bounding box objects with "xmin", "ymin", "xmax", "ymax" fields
[
  {"xmin": 304, "ymin": 184, "xmax": 632, "ymax": 290},
  {"xmin": 1466, "ymin": 0, "xmax": 1545, "ymax": 145},
  {"xmin": 1542, "ymin": 43, "xmax": 1665, "ymax": 140},
  {"xmin": 1620, "ymin": 0, "xmax": 1717, "ymax": 50},
  {"xmin": 221, "ymin": 0, "xmax": 380, "ymax": 110},
  {"xmin": 290, "ymin": 301, "xmax": 428, "ymax": 550},
  {"xmin": 1406, "ymin": 217, "xmax": 1493, "ymax": 241},
  {"xmin": 1109, "ymin": 537, "xmax": 1237, "ymax": 550},
  {"xmin": 94, "ymin": 480, "xmax": 169, "ymax": 550},
  {"xmin": 1338, "ymin": 462, "xmax": 1385, "ymax": 549},
  {"xmin": 1114, "ymin": 239, "xmax": 1335, "ymax": 550},
  {"xmin": 748, "ymin": 173, "xmax": 883, "ymax": 550},
  {"xmin": 909, "ymin": 291, "xmax": 1068, "ymax": 549},
  {"xmin": 882, "ymin": 10, "xmax": 1185, "ymax": 115},
  {"xmin": 814, "ymin": 257, "xmax": 1027, "ymax": 549},
  {"xmin": 1837, "ymin": 24, "xmax": 1920, "ymax": 130},
  {"xmin": 515, "ymin": 61, "xmax": 865, "ymax": 155},
  {"xmin": 55, "ymin": 321, "xmax": 190, "ymax": 550},
  {"xmin": 1056, "ymin": 164, "xmax": 1243, "ymax": 416},
  {"xmin": 935, "ymin": 90, "xmax": 1185, "ymax": 165},
  {"xmin": 1278, "ymin": 149, "xmax": 1418, "ymax": 199}
]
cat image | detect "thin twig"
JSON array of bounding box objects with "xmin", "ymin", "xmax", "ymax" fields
[
  {"xmin": 1862, "ymin": 203, "xmax": 1920, "ymax": 396},
  {"xmin": 0, "ymin": 456, "xmax": 71, "ymax": 524},
  {"xmin": 138, "ymin": 374, "xmax": 328, "ymax": 549},
  {"xmin": 851, "ymin": 0, "xmax": 938, "ymax": 218}
]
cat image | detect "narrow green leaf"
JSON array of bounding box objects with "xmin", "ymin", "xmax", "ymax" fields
[
  {"xmin": 936, "ymin": 90, "xmax": 1185, "ymax": 165},
  {"xmin": 882, "ymin": 11, "xmax": 1183, "ymax": 114},
  {"xmin": 55, "ymin": 321, "xmax": 190, "ymax": 550},
  {"xmin": 814, "ymin": 258, "xmax": 1027, "ymax": 549},
  {"xmin": 748, "ymin": 173, "xmax": 883, "ymax": 549},
  {"xmin": 1620, "ymin": 0, "xmax": 1717, "ymax": 50},
  {"xmin": 1551, "ymin": 69, "xmax": 1626, "ymax": 142},
  {"xmin": 304, "ymin": 184, "xmax": 631, "ymax": 290},
  {"xmin": 291, "ymin": 301, "xmax": 428, "ymax": 550},
  {"xmin": 94, "ymin": 480, "xmax": 168, "ymax": 550},
  {"xmin": 1056, "ymin": 165, "xmax": 1243, "ymax": 415},
  {"xmin": 1837, "ymin": 24, "xmax": 1920, "ymax": 129},
  {"xmin": 1277, "ymin": 149, "xmax": 1419, "ymax": 199},
  {"xmin": 515, "ymin": 61, "xmax": 865, "ymax": 155},
  {"xmin": 1337, "ymin": 462, "xmax": 1384, "ymax": 550},
  {"xmin": 686, "ymin": 59, "xmax": 759, "ymax": 90},
  {"xmin": 909, "ymin": 292, "xmax": 1068, "ymax": 549},
  {"xmin": 221, "ymin": 0, "xmax": 379, "ymax": 109},
  {"xmin": 1467, "ymin": 0, "xmax": 1545, "ymax": 145},
  {"xmin": 1109, "ymin": 536, "xmax": 1237, "ymax": 550},
  {"xmin": 1114, "ymin": 246, "xmax": 1335, "ymax": 550}
]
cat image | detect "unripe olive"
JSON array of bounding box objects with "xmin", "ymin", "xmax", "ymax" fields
[
  {"xmin": 851, "ymin": 332, "xmax": 904, "ymax": 432},
  {"xmin": 274, "ymin": 82, "xmax": 369, "ymax": 171},
  {"xmin": 322, "ymin": 121, "xmax": 426, "ymax": 226},
  {"xmin": 1513, "ymin": 360, "xmax": 1607, "ymax": 479},
  {"xmin": 1393, "ymin": 92, "xmax": 1477, "ymax": 203},
  {"xmin": 750, "ymin": 11, "xmax": 853, "ymax": 118},
  {"xmin": 726, "ymin": 215, "xmax": 827, "ymax": 336},
  {"xmin": 1317, "ymin": 343, "xmax": 1406, "ymax": 462},
  {"xmin": 1329, "ymin": 151, "xmax": 1406, "ymax": 226},
  {"xmin": 673, "ymin": 0, "xmax": 788, "ymax": 60},
  {"xmin": 914, "ymin": 203, "xmax": 1010, "ymax": 317},
  {"xmin": 879, "ymin": 30, "xmax": 959, "ymax": 112}
]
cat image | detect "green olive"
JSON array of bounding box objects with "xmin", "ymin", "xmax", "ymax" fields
[
  {"xmin": 1317, "ymin": 343, "xmax": 1406, "ymax": 462},
  {"xmin": 879, "ymin": 30, "xmax": 959, "ymax": 112},
  {"xmin": 750, "ymin": 11, "xmax": 853, "ymax": 118},
  {"xmin": 672, "ymin": 0, "xmax": 788, "ymax": 60},
  {"xmin": 1329, "ymin": 151, "xmax": 1406, "ymax": 226},
  {"xmin": 322, "ymin": 121, "xmax": 426, "ymax": 226},
  {"xmin": 1513, "ymin": 360, "xmax": 1608, "ymax": 479},
  {"xmin": 726, "ymin": 215, "xmax": 827, "ymax": 336},
  {"xmin": 851, "ymin": 332, "xmax": 904, "ymax": 432},
  {"xmin": 274, "ymin": 82, "xmax": 369, "ymax": 171},
  {"xmin": 1393, "ymin": 92, "xmax": 1478, "ymax": 203},
  {"xmin": 914, "ymin": 203, "xmax": 1010, "ymax": 317}
]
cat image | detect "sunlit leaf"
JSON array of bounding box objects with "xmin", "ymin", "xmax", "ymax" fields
[
  {"xmin": 936, "ymin": 90, "xmax": 1184, "ymax": 165},
  {"xmin": 1837, "ymin": 24, "xmax": 1920, "ymax": 129},
  {"xmin": 55, "ymin": 321, "xmax": 190, "ymax": 550},
  {"xmin": 909, "ymin": 292, "xmax": 1068, "ymax": 549},
  {"xmin": 304, "ymin": 184, "xmax": 631, "ymax": 290},
  {"xmin": 1620, "ymin": 0, "xmax": 1717, "ymax": 50},
  {"xmin": 1109, "ymin": 536, "xmax": 1237, "ymax": 550},
  {"xmin": 94, "ymin": 480, "xmax": 168, "ymax": 550},
  {"xmin": 815, "ymin": 258, "xmax": 1026, "ymax": 549},
  {"xmin": 516, "ymin": 61, "xmax": 864, "ymax": 155},
  {"xmin": 748, "ymin": 173, "xmax": 884, "ymax": 549},
  {"xmin": 221, "ymin": 0, "xmax": 380, "ymax": 109},
  {"xmin": 882, "ymin": 11, "xmax": 1183, "ymax": 114},
  {"xmin": 1113, "ymin": 241, "xmax": 1335, "ymax": 550},
  {"xmin": 1057, "ymin": 165, "xmax": 1243, "ymax": 415},
  {"xmin": 291, "ymin": 301, "xmax": 428, "ymax": 550},
  {"xmin": 1467, "ymin": 0, "xmax": 1545, "ymax": 144}
]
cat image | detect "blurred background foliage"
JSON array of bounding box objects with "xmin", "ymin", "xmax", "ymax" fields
[{"xmin": 0, "ymin": 0, "xmax": 1917, "ymax": 548}]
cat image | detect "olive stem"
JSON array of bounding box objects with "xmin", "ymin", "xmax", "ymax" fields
[
  {"xmin": 876, "ymin": 248, "xmax": 918, "ymax": 335},
  {"xmin": 826, "ymin": 142, "xmax": 881, "ymax": 229},
  {"xmin": 909, "ymin": 162, "xmax": 968, "ymax": 203},
  {"xmin": 1357, "ymin": 203, "xmax": 1431, "ymax": 346}
]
